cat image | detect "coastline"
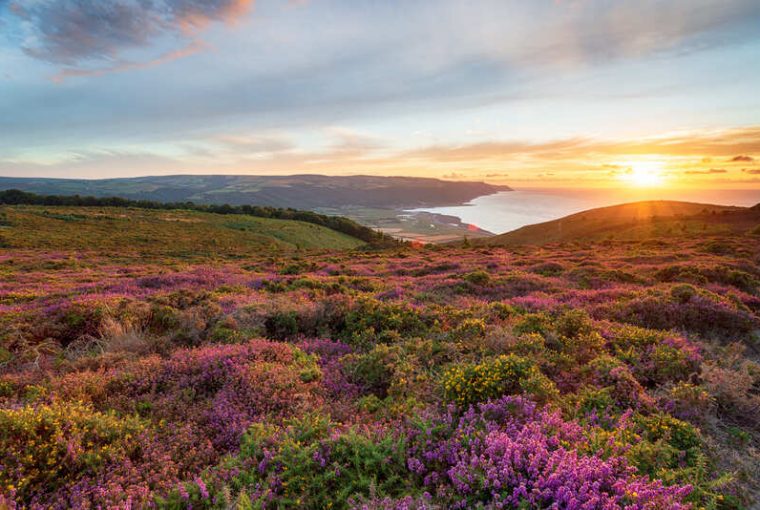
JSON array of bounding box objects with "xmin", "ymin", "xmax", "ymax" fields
[{"xmin": 406, "ymin": 188, "xmax": 760, "ymax": 236}]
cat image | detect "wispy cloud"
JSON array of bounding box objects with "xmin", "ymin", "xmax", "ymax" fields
[
  {"xmin": 10, "ymin": 0, "xmax": 253, "ymax": 73},
  {"xmin": 684, "ymin": 168, "xmax": 727, "ymax": 175},
  {"xmin": 403, "ymin": 127, "xmax": 760, "ymax": 162},
  {"xmin": 51, "ymin": 39, "xmax": 206, "ymax": 82},
  {"xmin": 4, "ymin": 126, "xmax": 759, "ymax": 186}
]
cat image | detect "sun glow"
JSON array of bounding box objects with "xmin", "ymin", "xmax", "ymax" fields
[{"xmin": 618, "ymin": 161, "xmax": 666, "ymax": 187}]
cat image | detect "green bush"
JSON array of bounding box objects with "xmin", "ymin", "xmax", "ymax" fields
[
  {"xmin": 344, "ymin": 345, "xmax": 397, "ymax": 397},
  {"xmin": 463, "ymin": 270, "xmax": 490, "ymax": 286},
  {"xmin": 341, "ymin": 299, "xmax": 429, "ymax": 347},
  {"xmin": 442, "ymin": 354, "xmax": 557, "ymax": 406},
  {"xmin": 221, "ymin": 415, "xmax": 410, "ymax": 509}
]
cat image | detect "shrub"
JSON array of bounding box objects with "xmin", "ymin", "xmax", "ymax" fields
[
  {"xmin": 0, "ymin": 401, "xmax": 144, "ymax": 501},
  {"xmin": 462, "ymin": 270, "xmax": 490, "ymax": 286},
  {"xmin": 512, "ymin": 312, "xmax": 552, "ymax": 336},
  {"xmin": 662, "ymin": 382, "xmax": 714, "ymax": 423},
  {"xmin": 344, "ymin": 345, "xmax": 398, "ymax": 398},
  {"xmin": 219, "ymin": 415, "xmax": 411, "ymax": 509},
  {"xmin": 583, "ymin": 355, "xmax": 651, "ymax": 409},
  {"xmin": 341, "ymin": 299, "xmax": 429, "ymax": 347},
  {"xmin": 670, "ymin": 283, "xmax": 698, "ymax": 304},
  {"xmin": 264, "ymin": 310, "xmax": 300, "ymax": 340},
  {"xmin": 403, "ymin": 397, "xmax": 692, "ymax": 509},
  {"xmin": 442, "ymin": 354, "xmax": 557, "ymax": 406}
]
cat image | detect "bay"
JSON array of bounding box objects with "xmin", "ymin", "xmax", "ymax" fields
[{"xmin": 408, "ymin": 188, "xmax": 760, "ymax": 235}]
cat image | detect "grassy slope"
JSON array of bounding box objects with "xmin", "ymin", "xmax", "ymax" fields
[
  {"xmin": 0, "ymin": 205, "xmax": 364, "ymax": 256},
  {"xmin": 480, "ymin": 200, "xmax": 760, "ymax": 247}
]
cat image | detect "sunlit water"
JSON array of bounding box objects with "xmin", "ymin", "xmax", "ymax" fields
[{"xmin": 408, "ymin": 188, "xmax": 760, "ymax": 235}]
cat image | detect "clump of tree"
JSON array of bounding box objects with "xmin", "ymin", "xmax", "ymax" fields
[{"xmin": 0, "ymin": 189, "xmax": 399, "ymax": 248}]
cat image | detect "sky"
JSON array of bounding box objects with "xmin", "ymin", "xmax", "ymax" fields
[{"xmin": 1, "ymin": 0, "xmax": 760, "ymax": 188}]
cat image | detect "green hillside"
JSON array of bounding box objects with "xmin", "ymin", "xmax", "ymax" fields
[
  {"xmin": 0, "ymin": 205, "xmax": 364, "ymax": 256},
  {"xmin": 479, "ymin": 200, "xmax": 760, "ymax": 247}
]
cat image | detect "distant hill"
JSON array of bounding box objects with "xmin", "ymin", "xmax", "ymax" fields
[
  {"xmin": 0, "ymin": 205, "xmax": 365, "ymax": 255},
  {"xmin": 0, "ymin": 175, "xmax": 510, "ymax": 209},
  {"xmin": 478, "ymin": 200, "xmax": 760, "ymax": 247}
]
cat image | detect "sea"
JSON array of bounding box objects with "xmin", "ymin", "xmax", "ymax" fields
[{"xmin": 407, "ymin": 188, "xmax": 760, "ymax": 235}]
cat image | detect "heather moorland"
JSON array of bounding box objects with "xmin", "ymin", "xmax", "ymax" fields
[{"xmin": 1, "ymin": 201, "xmax": 759, "ymax": 509}]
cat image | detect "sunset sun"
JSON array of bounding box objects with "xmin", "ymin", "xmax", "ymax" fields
[{"xmin": 620, "ymin": 162, "xmax": 666, "ymax": 187}]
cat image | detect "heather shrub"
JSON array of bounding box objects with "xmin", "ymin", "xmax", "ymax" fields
[
  {"xmin": 442, "ymin": 354, "xmax": 557, "ymax": 406},
  {"xmin": 702, "ymin": 240, "xmax": 733, "ymax": 255},
  {"xmin": 103, "ymin": 340, "xmax": 324, "ymax": 451},
  {"xmin": 529, "ymin": 261, "xmax": 564, "ymax": 276},
  {"xmin": 42, "ymin": 302, "xmax": 108, "ymax": 347},
  {"xmin": 484, "ymin": 330, "xmax": 545, "ymax": 357},
  {"xmin": 2, "ymin": 227, "xmax": 759, "ymax": 505},
  {"xmin": 656, "ymin": 266, "xmax": 708, "ymax": 285},
  {"xmin": 604, "ymin": 288, "xmax": 757, "ymax": 338},
  {"xmin": 403, "ymin": 396, "xmax": 692, "ymax": 509},
  {"xmin": 0, "ymin": 347, "xmax": 13, "ymax": 365}
]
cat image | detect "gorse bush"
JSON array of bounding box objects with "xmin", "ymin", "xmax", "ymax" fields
[
  {"xmin": 0, "ymin": 401, "xmax": 144, "ymax": 501},
  {"xmin": 442, "ymin": 354, "xmax": 558, "ymax": 406},
  {"xmin": 221, "ymin": 415, "xmax": 411, "ymax": 509}
]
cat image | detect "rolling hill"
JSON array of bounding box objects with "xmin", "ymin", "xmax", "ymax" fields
[
  {"xmin": 479, "ymin": 200, "xmax": 760, "ymax": 247},
  {"xmin": 0, "ymin": 205, "xmax": 365, "ymax": 256},
  {"xmin": 0, "ymin": 174, "xmax": 510, "ymax": 209}
]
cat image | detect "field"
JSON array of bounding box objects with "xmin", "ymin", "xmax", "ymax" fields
[{"xmin": 1, "ymin": 205, "xmax": 760, "ymax": 508}]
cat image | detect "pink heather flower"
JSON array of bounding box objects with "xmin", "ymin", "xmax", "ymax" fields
[{"xmin": 195, "ymin": 477, "xmax": 209, "ymax": 499}]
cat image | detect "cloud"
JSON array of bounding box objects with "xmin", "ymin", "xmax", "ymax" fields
[
  {"xmin": 742, "ymin": 168, "xmax": 760, "ymax": 175},
  {"xmin": 50, "ymin": 39, "xmax": 206, "ymax": 82},
  {"xmin": 731, "ymin": 155, "xmax": 754, "ymax": 162},
  {"xmin": 684, "ymin": 168, "xmax": 727, "ymax": 175},
  {"xmin": 214, "ymin": 133, "xmax": 296, "ymax": 155},
  {"xmin": 11, "ymin": 0, "xmax": 253, "ymax": 66},
  {"xmin": 403, "ymin": 127, "xmax": 760, "ymax": 163}
]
